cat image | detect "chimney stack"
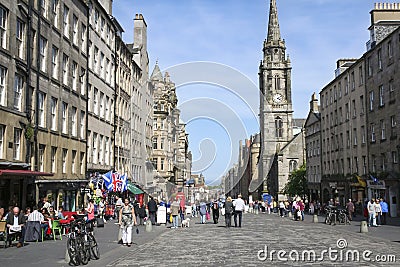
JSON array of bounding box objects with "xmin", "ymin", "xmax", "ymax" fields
[{"xmin": 310, "ymin": 93, "xmax": 319, "ymax": 113}]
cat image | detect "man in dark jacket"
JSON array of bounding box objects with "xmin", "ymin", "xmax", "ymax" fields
[
  {"xmin": 147, "ymin": 197, "xmax": 157, "ymax": 225},
  {"xmin": 212, "ymin": 200, "xmax": 219, "ymax": 224},
  {"xmin": 6, "ymin": 206, "xmax": 26, "ymax": 247},
  {"xmin": 224, "ymin": 197, "xmax": 234, "ymax": 227}
]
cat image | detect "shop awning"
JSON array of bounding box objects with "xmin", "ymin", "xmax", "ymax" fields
[
  {"xmin": 0, "ymin": 169, "xmax": 54, "ymax": 176},
  {"xmin": 127, "ymin": 182, "xmax": 144, "ymax": 194}
]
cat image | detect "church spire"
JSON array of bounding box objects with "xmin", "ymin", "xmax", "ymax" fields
[{"xmin": 267, "ymin": 0, "xmax": 281, "ymax": 42}]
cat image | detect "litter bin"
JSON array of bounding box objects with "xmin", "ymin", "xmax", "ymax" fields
[{"xmin": 157, "ymin": 206, "xmax": 167, "ymax": 225}]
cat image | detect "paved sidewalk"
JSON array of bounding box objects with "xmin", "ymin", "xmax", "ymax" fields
[{"xmin": 0, "ymin": 220, "xmax": 169, "ymax": 267}]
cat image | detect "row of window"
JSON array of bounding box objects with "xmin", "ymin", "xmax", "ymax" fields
[
  {"xmin": 87, "ymin": 131, "xmax": 113, "ymax": 166},
  {"xmin": 0, "ymin": 126, "xmax": 22, "ymax": 160},
  {"xmin": 0, "ymin": 2, "xmax": 87, "ymax": 57},
  {"xmin": 321, "ymin": 66, "xmax": 364, "ymax": 109},
  {"xmin": 41, "ymin": 93, "xmax": 86, "ymax": 138},
  {"xmin": 88, "ymin": 84, "xmax": 114, "ymax": 121},
  {"xmin": 0, "ymin": 67, "xmax": 24, "ymax": 111},
  {"xmin": 367, "ymin": 34, "xmax": 399, "ymax": 76},
  {"xmin": 151, "ymin": 157, "xmax": 170, "ymax": 171},
  {"xmin": 0, "ymin": 124, "xmax": 84, "ymax": 174},
  {"xmin": 322, "ymin": 115, "xmax": 396, "ymax": 153},
  {"xmin": 40, "ymin": 145, "xmax": 85, "ymax": 174},
  {"xmin": 323, "ymin": 151, "xmax": 398, "ymax": 175},
  {"xmin": 89, "ymin": 43, "xmax": 114, "ymax": 86},
  {"xmin": 91, "ymin": 5, "xmax": 115, "ymax": 48}
]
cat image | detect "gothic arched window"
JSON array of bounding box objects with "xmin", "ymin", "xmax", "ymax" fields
[
  {"xmin": 289, "ymin": 160, "xmax": 298, "ymax": 172},
  {"xmin": 275, "ymin": 116, "xmax": 283, "ymax": 138}
]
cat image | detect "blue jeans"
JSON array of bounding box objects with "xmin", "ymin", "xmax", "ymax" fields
[
  {"xmin": 172, "ymin": 215, "xmax": 179, "ymax": 228},
  {"xmin": 200, "ymin": 214, "xmax": 206, "ymax": 224},
  {"xmin": 369, "ymin": 213, "xmax": 376, "ymax": 226}
]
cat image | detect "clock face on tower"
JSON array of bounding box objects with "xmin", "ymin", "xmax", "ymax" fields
[{"xmin": 273, "ymin": 93, "xmax": 283, "ymax": 103}]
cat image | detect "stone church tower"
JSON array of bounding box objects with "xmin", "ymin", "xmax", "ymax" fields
[{"xmin": 250, "ymin": 0, "xmax": 304, "ymax": 200}]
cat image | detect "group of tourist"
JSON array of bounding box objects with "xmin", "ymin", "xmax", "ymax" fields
[
  {"xmin": 0, "ymin": 196, "xmax": 98, "ymax": 248},
  {"xmin": 365, "ymin": 198, "xmax": 389, "ymax": 227}
]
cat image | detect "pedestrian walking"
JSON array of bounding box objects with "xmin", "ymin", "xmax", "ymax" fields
[
  {"xmin": 224, "ymin": 197, "xmax": 234, "ymax": 227},
  {"xmin": 279, "ymin": 201, "xmax": 285, "ymax": 217},
  {"xmin": 233, "ymin": 194, "xmax": 245, "ymax": 227},
  {"xmin": 346, "ymin": 199, "xmax": 355, "ymax": 221},
  {"xmin": 375, "ymin": 199, "xmax": 382, "ymax": 226},
  {"xmin": 199, "ymin": 202, "xmax": 207, "ymax": 224},
  {"xmin": 171, "ymin": 199, "xmax": 180, "ymax": 229},
  {"xmin": 118, "ymin": 198, "xmax": 137, "ymax": 247},
  {"xmin": 367, "ymin": 199, "xmax": 377, "ymax": 227},
  {"xmin": 380, "ymin": 198, "xmax": 388, "ymax": 225},
  {"xmin": 147, "ymin": 196, "xmax": 157, "ymax": 225},
  {"xmin": 212, "ymin": 200, "xmax": 219, "ymax": 224},
  {"xmin": 138, "ymin": 203, "xmax": 146, "ymax": 225}
]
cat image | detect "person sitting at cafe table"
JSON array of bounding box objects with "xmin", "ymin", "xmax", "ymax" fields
[
  {"xmin": 6, "ymin": 206, "xmax": 26, "ymax": 248},
  {"xmin": 57, "ymin": 206, "xmax": 66, "ymax": 220},
  {"xmin": 0, "ymin": 207, "xmax": 5, "ymax": 221},
  {"xmin": 48, "ymin": 206, "xmax": 57, "ymax": 220}
]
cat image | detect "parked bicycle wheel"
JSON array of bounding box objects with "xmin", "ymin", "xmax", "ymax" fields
[
  {"xmin": 77, "ymin": 236, "xmax": 89, "ymax": 265},
  {"xmin": 67, "ymin": 238, "xmax": 80, "ymax": 266},
  {"xmin": 88, "ymin": 234, "xmax": 100, "ymax": 260}
]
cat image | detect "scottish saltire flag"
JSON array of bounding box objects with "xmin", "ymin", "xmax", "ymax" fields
[
  {"xmin": 119, "ymin": 173, "xmax": 128, "ymax": 192},
  {"xmin": 102, "ymin": 170, "xmax": 114, "ymax": 191}
]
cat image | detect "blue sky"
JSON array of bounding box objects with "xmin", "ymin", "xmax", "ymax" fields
[{"xmin": 113, "ymin": 0, "xmax": 378, "ymax": 184}]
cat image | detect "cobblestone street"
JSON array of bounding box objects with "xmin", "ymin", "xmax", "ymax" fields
[
  {"xmin": 111, "ymin": 213, "xmax": 400, "ymax": 266},
  {"xmin": 1, "ymin": 213, "xmax": 399, "ymax": 266}
]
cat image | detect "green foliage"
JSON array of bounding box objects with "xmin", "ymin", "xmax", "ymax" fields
[
  {"xmin": 25, "ymin": 123, "xmax": 34, "ymax": 141},
  {"xmin": 283, "ymin": 164, "xmax": 308, "ymax": 197}
]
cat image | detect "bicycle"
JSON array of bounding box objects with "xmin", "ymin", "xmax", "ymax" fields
[
  {"xmin": 324, "ymin": 206, "xmax": 338, "ymax": 225},
  {"xmin": 337, "ymin": 208, "xmax": 350, "ymax": 225},
  {"xmin": 66, "ymin": 217, "xmax": 100, "ymax": 265}
]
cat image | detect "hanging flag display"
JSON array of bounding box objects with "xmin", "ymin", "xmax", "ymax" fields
[{"xmin": 102, "ymin": 170, "xmax": 128, "ymax": 192}]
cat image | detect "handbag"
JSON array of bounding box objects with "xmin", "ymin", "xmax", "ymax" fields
[
  {"xmin": 206, "ymin": 212, "xmax": 210, "ymax": 220},
  {"xmin": 221, "ymin": 208, "xmax": 225, "ymax": 216},
  {"xmin": 297, "ymin": 210, "xmax": 302, "ymax": 218}
]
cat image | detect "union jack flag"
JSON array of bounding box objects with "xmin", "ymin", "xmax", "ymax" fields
[{"xmin": 102, "ymin": 171, "xmax": 128, "ymax": 192}]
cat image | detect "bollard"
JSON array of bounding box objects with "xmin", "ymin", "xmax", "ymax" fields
[
  {"xmin": 65, "ymin": 246, "xmax": 70, "ymax": 263},
  {"xmin": 360, "ymin": 221, "xmax": 368, "ymax": 233},
  {"xmin": 145, "ymin": 220, "xmax": 153, "ymax": 232},
  {"xmin": 313, "ymin": 214, "xmax": 319, "ymax": 223}
]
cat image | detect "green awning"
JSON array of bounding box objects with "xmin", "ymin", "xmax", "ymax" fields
[{"xmin": 127, "ymin": 182, "xmax": 144, "ymax": 194}]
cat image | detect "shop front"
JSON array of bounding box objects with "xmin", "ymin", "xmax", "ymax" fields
[
  {"xmin": 0, "ymin": 168, "xmax": 54, "ymax": 209},
  {"xmin": 35, "ymin": 180, "xmax": 88, "ymax": 211}
]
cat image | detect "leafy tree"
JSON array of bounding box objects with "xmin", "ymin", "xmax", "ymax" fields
[{"xmin": 283, "ymin": 164, "xmax": 308, "ymax": 197}]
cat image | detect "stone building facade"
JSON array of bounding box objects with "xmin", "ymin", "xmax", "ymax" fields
[
  {"xmin": 318, "ymin": 57, "xmax": 368, "ymax": 205},
  {"xmin": 304, "ymin": 94, "xmax": 322, "ymax": 201},
  {"xmin": 0, "ymin": 0, "xmax": 89, "ymax": 209},
  {"xmin": 114, "ymin": 18, "xmax": 132, "ymax": 176},
  {"xmin": 364, "ymin": 3, "xmax": 400, "ymax": 217},
  {"xmin": 306, "ymin": 3, "xmax": 400, "ymax": 215},
  {"xmin": 129, "ymin": 14, "xmax": 153, "ymax": 191},
  {"xmin": 149, "ymin": 64, "xmax": 191, "ymax": 200}
]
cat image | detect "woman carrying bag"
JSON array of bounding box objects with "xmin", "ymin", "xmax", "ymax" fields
[{"xmin": 118, "ymin": 198, "xmax": 137, "ymax": 247}]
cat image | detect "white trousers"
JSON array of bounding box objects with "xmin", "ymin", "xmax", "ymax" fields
[{"xmin": 122, "ymin": 226, "xmax": 132, "ymax": 244}]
